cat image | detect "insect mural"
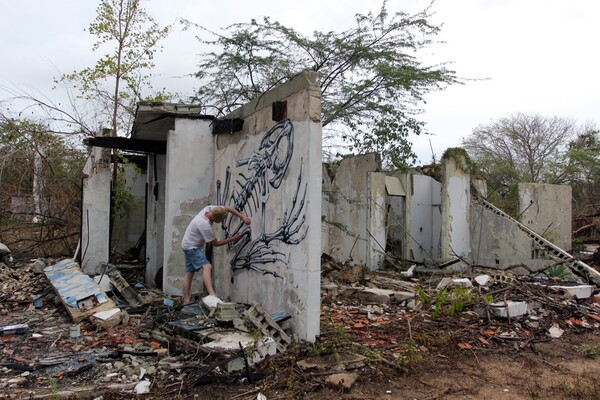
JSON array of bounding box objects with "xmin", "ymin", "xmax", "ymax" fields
[{"xmin": 216, "ymin": 119, "xmax": 308, "ymax": 278}]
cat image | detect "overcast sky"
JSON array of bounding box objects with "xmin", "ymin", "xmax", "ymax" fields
[{"xmin": 1, "ymin": 0, "xmax": 599, "ymax": 164}]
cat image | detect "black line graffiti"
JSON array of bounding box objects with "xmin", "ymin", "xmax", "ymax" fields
[{"xmin": 216, "ymin": 119, "xmax": 308, "ymax": 278}]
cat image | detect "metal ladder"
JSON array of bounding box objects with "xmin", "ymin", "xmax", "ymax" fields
[{"xmin": 473, "ymin": 194, "xmax": 600, "ymax": 286}]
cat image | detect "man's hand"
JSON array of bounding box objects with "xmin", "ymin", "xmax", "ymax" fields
[{"xmin": 242, "ymin": 217, "xmax": 251, "ymax": 225}]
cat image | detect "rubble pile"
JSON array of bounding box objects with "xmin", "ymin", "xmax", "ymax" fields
[
  {"xmin": 0, "ymin": 259, "xmax": 292, "ymax": 399},
  {"xmin": 0, "ymin": 254, "xmax": 598, "ymax": 399}
]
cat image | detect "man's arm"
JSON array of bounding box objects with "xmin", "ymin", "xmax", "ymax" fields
[
  {"xmin": 210, "ymin": 234, "xmax": 242, "ymax": 247},
  {"xmin": 224, "ymin": 205, "xmax": 251, "ymax": 225}
]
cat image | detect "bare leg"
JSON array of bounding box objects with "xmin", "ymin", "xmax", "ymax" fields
[
  {"xmin": 202, "ymin": 264, "xmax": 216, "ymax": 296},
  {"xmin": 182, "ymin": 270, "xmax": 195, "ymax": 305}
]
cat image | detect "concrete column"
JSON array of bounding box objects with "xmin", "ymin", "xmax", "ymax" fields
[{"xmin": 440, "ymin": 153, "xmax": 471, "ymax": 267}]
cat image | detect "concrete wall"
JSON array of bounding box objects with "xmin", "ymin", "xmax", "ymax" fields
[
  {"xmin": 441, "ymin": 154, "xmax": 471, "ymax": 266},
  {"xmin": 406, "ymin": 174, "xmax": 442, "ymax": 263},
  {"xmin": 211, "ymin": 70, "xmax": 322, "ymax": 341},
  {"xmin": 323, "ymin": 165, "xmax": 442, "ymax": 268},
  {"xmin": 471, "ymin": 204, "xmax": 541, "ymax": 269},
  {"xmin": 163, "ymin": 118, "xmax": 215, "ymax": 296},
  {"xmin": 321, "ymin": 153, "xmax": 381, "ymax": 265},
  {"xmin": 81, "ymin": 147, "xmax": 111, "ymax": 275},
  {"xmin": 519, "ymin": 183, "xmax": 572, "ymax": 251},
  {"xmin": 470, "ymin": 182, "xmax": 572, "ymax": 272},
  {"xmin": 367, "ymin": 172, "xmax": 387, "ymax": 270},
  {"xmin": 145, "ymin": 154, "xmax": 166, "ymax": 286}
]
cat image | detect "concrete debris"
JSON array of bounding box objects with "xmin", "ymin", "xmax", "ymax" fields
[
  {"xmin": 549, "ymin": 284, "xmax": 594, "ymax": 299},
  {"xmin": 1, "ymin": 251, "xmax": 599, "ymax": 397},
  {"xmin": 547, "ymin": 324, "xmax": 565, "ymax": 338},
  {"xmin": 490, "ymin": 301, "xmax": 528, "ymax": 318},
  {"xmin": 326, "ymin": 372, "xmax": 359, "ymax": 391},
  {"xmin": 437, "ymin": 277, "xmax": 474, "ymax": 290},
  {"xmin": 474, "ymin": 274, "xmax": 492, "ymax": 286}
]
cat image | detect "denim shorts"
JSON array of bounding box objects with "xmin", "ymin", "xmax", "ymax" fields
[{"xmin": 183, "ymin": 248, "xmax": 210, "ymax": 272}]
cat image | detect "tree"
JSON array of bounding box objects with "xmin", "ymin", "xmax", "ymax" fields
[
  {"xmin": 187, "ymin": 0, "xmax": 459, "ymax": 168},
  {"xmin": 462, "ymin": 113, "xmax": 586, "ymax": 213},
  {"xmin": 565, "ymin": 128, "xmax": 600, "ymax": 239},
  {"xmin": 0, "ymin": 114, "xmax": 85, "ymax": 258},
  {"xmin": 58, "ymin": 0, "xmax": 171, "ymax": 138}
]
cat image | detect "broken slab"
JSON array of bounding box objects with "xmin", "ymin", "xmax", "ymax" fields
[
  {"xmin": 550, "ymin": 285, "xmax": 594, "ymax": 299},
  {"xmin": 326, "ymin": 372, "xmax": 359, "ymax": 391},
  {"xmin": 342, "ymin": 287, "xmax": 397, "ymax": 303},
  {"xmin": 437, "ymin": 278, "xmax": 473, "ymax": 290},
  {"xmin": 297, "ymin": 352, "xmax": 367, "ymax": 372},
  {"xmin": 201, "ymin": 332, "xmax": 276, "ymax": 372},
  {"xmin": 44, "ymin": 259, "xmax": 117, "ymax": 323}
]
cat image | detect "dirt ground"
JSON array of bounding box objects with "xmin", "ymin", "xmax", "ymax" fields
[{"xmin": 187, "ymin": 314, "xmax": 600, "ymax": 400}]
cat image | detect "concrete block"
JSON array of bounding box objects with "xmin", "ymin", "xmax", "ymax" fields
[
  {"xmin": 474, "ymin": 275, "xmax": 492, "ymax": 287},
  {"xmin": 214, "ymin": 302, "xmax": 240, "ymax": 321},
  {"xmin": 490, "ymin": 301, "xmax": 528, "ymax": 318},
  {"xmin": 550, "ymin": 285, "xmax": 594, "ymax": 299},
  {"xmin": 91, "ymin": 308, "xmax": 121, "ymax": 329}
]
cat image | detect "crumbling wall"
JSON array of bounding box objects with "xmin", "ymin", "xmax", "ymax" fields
[
  {"xmin": 471, "ymin": 183, "xmax": 572, "ymax": 272},
  {"xmin": 321, "ymin": 153, "xmax": 385, "ymax": 269},
  {"xmin": 81, "ymin": 146, "xmax": 111, "ymax": 275},
  {"xmin": 471, "ymin": 204, "xmax": 541, "ymax": 270},
  {"xmin": 212, "ymin": 70, "xmax": 322, "ymax": 342},
  {"xmin": 441, "ymin": 151, "xmax": 472, "ymax": 266},
  {"xmin": 519, "ymin": 183, "xmax": 572, "ymax": 251}
]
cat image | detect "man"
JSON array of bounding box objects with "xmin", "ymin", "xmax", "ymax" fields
[{"xmin": 181, "ymin": 205, "xmax": 251, "ymax": 305}]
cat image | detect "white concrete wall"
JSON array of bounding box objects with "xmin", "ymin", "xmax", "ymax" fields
[
  {"xmin": 519, "ymin": 183, "xmax": 572, "ymax": 251},
  {"xmin": 367, "ymin": 172, "xmax": 387, "ymax": 270},
  {"xmin": 163, "ymin": 118, "xmax": 214, "ymax": 296},
  {"xmin": 407, "ymin": 174, "xmax": 442, "ymax": 263},
  {"xmin": 212, "ymin": 70, "xmax": 322, "ymax": 341},
  {"xmin": 81, "ymin": 149, "xmax": 111, "ymax": 275},
  {"xmin": 321, "ymin": 153, "xmax": 381, "ymax": 265}
]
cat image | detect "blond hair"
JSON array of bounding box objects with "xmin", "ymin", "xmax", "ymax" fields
[{"xmin": 211, "ymin": 206, "xmax": 227, "ymax": 222}]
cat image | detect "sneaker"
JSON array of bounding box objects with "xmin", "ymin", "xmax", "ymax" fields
[{"xmin": 202, "ymin": 294, "xmax": 224, "ymax": 309}]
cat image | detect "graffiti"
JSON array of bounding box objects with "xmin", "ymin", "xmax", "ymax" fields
[{"xmin": 216, "ymin": 120, "xmax": 307, "ymax": 278}]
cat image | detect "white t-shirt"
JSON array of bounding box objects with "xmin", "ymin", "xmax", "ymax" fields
[{"xmin": 181, "ymin": 205, "xmax": 217, "ymax": 250}]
